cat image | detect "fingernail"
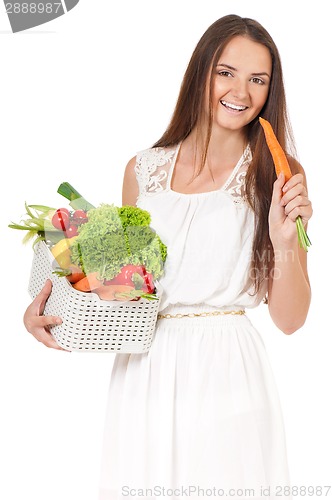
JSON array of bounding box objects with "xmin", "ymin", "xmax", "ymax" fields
[{"xmin": 55, "ymin": 318, "xmax": 62, "ymax": 324}]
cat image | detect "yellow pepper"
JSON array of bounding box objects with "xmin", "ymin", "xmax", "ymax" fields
[{"xmin": 51, "ymin": 236, "xmax": 78, "ymax": 269}]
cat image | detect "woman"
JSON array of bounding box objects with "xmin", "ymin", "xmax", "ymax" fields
[{"xmin": 24, "ymin": 14, "xmax": 312, "ymax": 500}]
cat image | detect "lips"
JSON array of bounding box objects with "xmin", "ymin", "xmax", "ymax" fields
[{"xmin": 220, "ymin": 100, "xmax": 248, "ymax": 112}]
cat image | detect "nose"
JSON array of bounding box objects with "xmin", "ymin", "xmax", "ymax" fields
[{"xmin": 230, "ymin": 79, "xmax": 249, "ymax": 100}]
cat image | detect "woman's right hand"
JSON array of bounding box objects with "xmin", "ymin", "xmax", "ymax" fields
[{"xmin": 23, "ymin": 279, "xmax": 66, "ymax": 351}]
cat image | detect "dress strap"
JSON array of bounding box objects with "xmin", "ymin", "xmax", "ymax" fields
[
  {"xmin": 223, "ymin": 145, "xmax": 252, "ymax": 204},
  {"xmin": 134, "ymin": 145, "xmax": 178, "ymax": 199}
]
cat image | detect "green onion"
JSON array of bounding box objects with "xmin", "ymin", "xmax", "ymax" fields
[
  {"xmin": 8, "ymin": 204, "xmax": 66, "ymax": 247},
  {"xmin": 57, "ymin": 182, "xmax": 95, "ymax": 211},
  {"xmin": 296, "ymin": 217, "xmax": 311, "ymax": 252}
]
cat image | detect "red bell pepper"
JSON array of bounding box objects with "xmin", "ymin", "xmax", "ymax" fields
[{"xmin": 105, "ymin": 264, "xmax": 155, "ymax": 293}]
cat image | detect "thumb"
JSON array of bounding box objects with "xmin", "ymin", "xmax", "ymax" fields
[
  {"xmin": 34, "ymin": 279, "xmax": 53, "ymax": 315},
  {"xmin": 271, "ymin": 172, "xmax": 285, "ymax": 205}
]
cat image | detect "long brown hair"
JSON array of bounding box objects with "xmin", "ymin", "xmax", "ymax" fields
[{"xmin": 153, "ymin": 14, "xmax": 298, "ymax": 298}]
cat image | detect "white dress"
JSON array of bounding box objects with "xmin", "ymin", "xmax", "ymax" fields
[{"xmin": 99, "ymin": 143, "xmax": 292, "ymax": 500}]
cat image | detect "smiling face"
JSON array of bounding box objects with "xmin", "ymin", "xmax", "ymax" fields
[{"xmin": 206, "ymin": 35, "xmax": 272, "ymax": 135}]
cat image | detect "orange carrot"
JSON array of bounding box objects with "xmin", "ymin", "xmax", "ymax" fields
[
  {"xmin": 259, "ymin": 116, "xmax": 311, "ymax": 251},
  {"xmin": 259, "ymin": 117, "xmax": 292, "ymax": 182},
  {"xmin": 72, "ymin": 272, "xmax": 103, "ymax": 292},
  {"xmin": 66, "ymin": 265, "xmax": 86, "ymax": 284}
]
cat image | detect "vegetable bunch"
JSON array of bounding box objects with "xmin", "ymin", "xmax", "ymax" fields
[{"xmin": 9, "ymin": 182, "xmax": 167, "ymax": 301}]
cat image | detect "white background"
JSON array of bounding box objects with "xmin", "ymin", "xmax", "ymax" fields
[{"xmin": 0, "ymin": 1, "xmax": 331, "ymax": 499}]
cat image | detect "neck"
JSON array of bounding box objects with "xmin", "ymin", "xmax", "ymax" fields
[{"xmin": 185, "ymin": 126, "xmax": 247, "ymax": 167}]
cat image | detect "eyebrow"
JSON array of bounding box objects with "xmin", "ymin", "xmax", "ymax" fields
[{"xmin": 216, "ymin": 63, "xmax": 271, "ymax": 79}]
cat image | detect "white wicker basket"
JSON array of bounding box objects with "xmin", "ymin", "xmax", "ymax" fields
[{"xmin": 28, "ymin": 241, "xmax": 162, "ymax": 353}]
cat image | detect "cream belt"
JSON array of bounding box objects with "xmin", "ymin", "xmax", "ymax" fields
[{"xmin": 157, "ymin": 310, "xmax": 246, "ymax": 320}]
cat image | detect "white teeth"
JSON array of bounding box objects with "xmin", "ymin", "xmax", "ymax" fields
[{"xmin": 221, "ymin": 100, "xmax": 247, "ymax": 111}]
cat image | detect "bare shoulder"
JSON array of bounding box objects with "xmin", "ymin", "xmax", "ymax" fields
[
  {"xmin": 122, "ymin": 155, "xmax": 139, "ymax": 206},
  {"xmin": 124, "ymin": 155, "xmax": 137, "ymax": 176}
]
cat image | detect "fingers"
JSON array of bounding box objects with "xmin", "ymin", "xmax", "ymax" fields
[
  {"xmin": 282, "ymin": 196, "xmax": 312, "ymax": 221},
  {"xmin": 24, "ymin": 313, "xmax": 66, "ymax": 350},
  {"xmin": 25, "ymin": 279, "xmax": 52, "ymax": 319},
  {"xmin": 33, "ymin": 328, "xmax": 66, "ymax": 351},
  {"xmin": 35, "ymin": 279, "xmax": 53, "ymax": 315},
  {"xmin": 24, "ymin": 279, "xmax": 67, "ymax": 351},
  {"xmin": 279, "ymin": 174, "xmax": 312, "ymax": 223},
  {"xmin": 29, "ymin": 313, "xmax": 62, "ymax": 330},
  {"xmin": 281, "ymin": 173, "xmax": 305, "ymax": 194},
  {"xmin": 31, "ymin": 326, "xmax": 68, "ymax": 351},
  {"xmin": 24, "ymin": 279, "xmax": 54, "ymax": 328},
  {"xmin": 280, "ymin": 179, "xmax": 307, "ymax": 207}
]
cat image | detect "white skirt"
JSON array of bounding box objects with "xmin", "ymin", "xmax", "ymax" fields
[{"xmin": 99, "ymin": 304, "xmax": 292, "ymax": 500}]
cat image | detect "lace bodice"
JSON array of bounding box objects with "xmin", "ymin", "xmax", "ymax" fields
[{"xmin": 134, "ymin": 142, "xmax": 252, "ymax": 204}]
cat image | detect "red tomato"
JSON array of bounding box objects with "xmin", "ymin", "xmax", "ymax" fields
[
  {"xmin": 73, "ymin": 210, "xmax": 87, "ymax": 218},
  {"xmin": 72, "ymin": 210, "xmax": 88, "ymax": 226},
  {"xmin": 65, "ymin": 225, "xmax": 79, "ymax": 237},
  {"xmin": 51, "ymin": 208, "xmax": 70, "ymax": 231}
]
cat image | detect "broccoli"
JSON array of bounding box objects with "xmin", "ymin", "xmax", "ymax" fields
[{"xmin": 70, "ymin": 204, "xmax": 167, "ymax": 280}]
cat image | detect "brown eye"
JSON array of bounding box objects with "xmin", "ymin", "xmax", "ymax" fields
[
  {"xmin": 251, "ymin": 77, "xmax": 265, "ymax": 85},
  {"xmin": 218, "ymin": 70, "xmax": 233, "ymax": 77}
]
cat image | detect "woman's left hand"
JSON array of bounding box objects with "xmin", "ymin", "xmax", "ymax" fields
[{"xmin": 269, "ymin": 171, "xmax": 313, "ymax": 249}]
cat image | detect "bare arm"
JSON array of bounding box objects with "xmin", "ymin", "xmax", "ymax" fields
[
  {"xmin": 267, "ymin": 163, "xmax": 312, "ymax": 334},
  {"xmin": 122, "ymin": 156, "xmax": 139, "ymax": 207},
  {"xmin": 268, "ymin": 242, "xmax": 311, "ymax": 335}
]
